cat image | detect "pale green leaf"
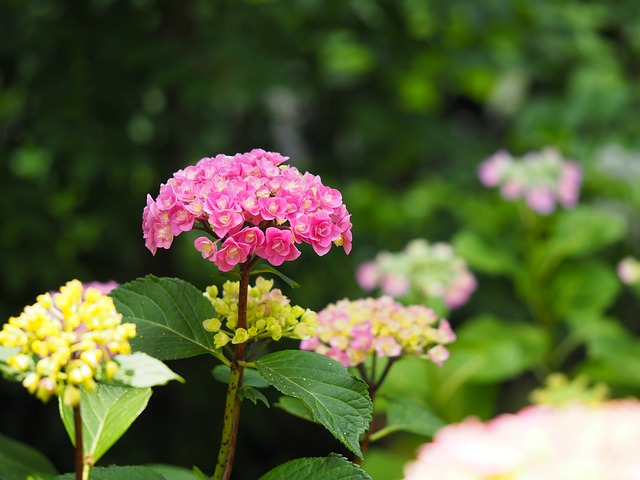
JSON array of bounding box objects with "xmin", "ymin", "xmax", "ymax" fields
[
  {"xmin": 238, "ymin": 386, "xmax": 270, "ymax": 407},
  {"xmin": 147, "ymin": 464, "xmax": 205, "ymax": 480},
  {"xmin": 110, "ymin": 276, "xmax": 219, "ymax": 361},
  {"xmin": 110, "ymin": 352, "xmax": 184, "ymax": 388},
  {"xmin": 59, "ymin": 384, "xmax": 152, "ymax": 464},
  {"xmin": 256, "ymin": 350, "xmax": 372, "ymax": 458},
  {"xmin": 0, "ymin": 433, "xmax": 57, "ymax": 480},
  {"xmin": 258, "ymin": 453, "xmax": 371, "ymax": 480}
]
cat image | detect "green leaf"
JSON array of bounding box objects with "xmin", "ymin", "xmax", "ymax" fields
[
  {"xmin": 212, "ymin": 364, "xmax": 270, "ymax": 388},
  {"xmin": 110, "ymin": 276, "xmax": 219, "ymax": 361},
  {"xmin": 370, "ymin": 396, "xmax": 445, "ymax": 441},
  {"xmin": 238, "ymin": 386, "xmax": 270, "ymax": 407},
  {"xmin": 0, "ymin": 433, "xmax": 58, "ymax": 480},
  {"xmin": 275, "ymin": 396, "xmax": 316, "ymax": 423},
  {"xmin": 110, "ymin": 352, "xmax": 184, "ymax": 388},
  {"xmin": 57, "ymin": 465, "xmax": 166, "ymax": 479},
  {"xmin": 547, "ymin": 260, "xmax": 620, "ymax": 318},
  {"xmin": 251, "ymin": 262, "xmax": 301, "ymax": 289},
  {"xmin": 546, "ymin": 206, "xmax": 626, "ymax": 260},
  {"xmin": 147, "ymin": 464, "xmax": 205, "ymax": 480},
  {"xmin": 258, "ymin": 453, "xmax": 371, "ymax": 480},
  {"xmin": 443, "ymin": 315, "xmax": 549, "ymax": 383},
  {"xmin": 453, "ymin": 230, "xmax": 517, "ymax": 275},
  {"xmin": 59, "ymin": 384, "xmax": 152, "ymax": 464},
  {"xmin": 256, "ymin": 350, "xmax": 372, "ymax": 458},
  {"xmin": 0, "ymin": 346, "xmax": 25, "ymax": 381}
]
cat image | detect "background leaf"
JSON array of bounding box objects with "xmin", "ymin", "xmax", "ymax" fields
[
  {"xmin": 370, "ymin": 396, "xmax": 445, "ymax": 441},
  {"xmin": 258, "ymin": 453, "xmax": 371, "ymax": 480},
  {"xmin": 110, "ymin": 276, "xmax": 219, "ymax": 361},
  {"xmin": 443, "ymin": 315, "xmax": 549, "ymax": 383},
  {"xmin": 59, "ymin": 384, "xmax": 152, "ymax": 464},
  {"xmin": 0, "ymin": 433, "xmax": 57, "ymax": 480},
  {"xmin": 256, "ymin": 350, "xmax": 372, "ymax": 458},
  {"xmin": 147, "ymin": 464, "xmax": 206, "ymax": 480}
]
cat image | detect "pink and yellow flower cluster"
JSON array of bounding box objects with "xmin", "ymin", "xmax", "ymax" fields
[
  {"xmin": 0, "ymin": 280, "xmax": 135, "ymax": 406},
  {"xmin": 478, "ymin": 147, "xmax": 582, "ymax": 215},
  {"xmin": 618, "ymin": 256, "xmax": 640, "ymax": 286},
  {"xmin": 143, "ymin": 149, "xmax": 352, "ymax": 271},
  {"xmin": 300, "ymin": 296, "xmax": 455, "ymax": 368},
  {"xmin": 356, "ymin": 239, "xmax": 476, "ymax": 310},
  {"xmin": 403, "ymin": 400, "xmax": 640, "ymax": 480},
  {"xmin": 203, "ymin": 277, "xmax": 318, "ymax": 349}
]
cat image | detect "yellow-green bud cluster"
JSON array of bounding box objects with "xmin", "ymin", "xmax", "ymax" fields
[
  {"xmin": 0, "ymin": 280, "xmax": 136, "ymax": 406},
  {"xmin": 202, "ymin": 276, "xmax": 317, "ymax": 349}
]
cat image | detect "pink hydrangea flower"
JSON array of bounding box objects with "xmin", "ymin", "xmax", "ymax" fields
[
  {"xmin": 142, "ymin": 149, "xmax": 352, "ymax": 271},
  {"xmin": 478, "ymin": 147, "xmax": 583, "ymax": 215},
  {"xmin": 403, "ymin": 400, "xmax": 640, "ymax": 480},
  {"xmin": 300, "ymin": 296, "xmax": 455, "ymax": 368}
]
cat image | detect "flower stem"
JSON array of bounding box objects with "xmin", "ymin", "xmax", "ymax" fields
[
  {"xmin": 213, "ymin": 259, "xmax": 254, "ymax": 480},
  {"xmin": 73, "ymin": 404, "xmax": 84, "ymax": 480}
]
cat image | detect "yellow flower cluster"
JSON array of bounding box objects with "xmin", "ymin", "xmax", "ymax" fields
[
  {"xmin": 0, "ymin": 280, "xmax": 136, "ymax": 406},
  {"xmin": 202, "ymin": 277, "xmax": 317, "ymax": 349}
]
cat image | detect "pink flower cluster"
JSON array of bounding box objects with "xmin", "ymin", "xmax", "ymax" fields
[
  {"xmin": 142, "ymin": 149, "xmax": 352, "ymax": 271},
  {"xmin": 403, "ymin": 400, "xmax": 640, "ymax": 480},
  {"xmin": 478, "ymin": 147, "xmax": 582, "ymax": 215},
  {"xmin": 356, "ymin": 239, "xmax": 476, "ymax": 310},
  {"xmin": 300, "ymin": 296, "xmax": 455, "ymax": 368}
]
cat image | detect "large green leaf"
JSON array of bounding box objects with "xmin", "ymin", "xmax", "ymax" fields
[
  {"xmin": 57, "ymin": 465, "xmax": 166, "ymax": 479},
  {"xmin": 110, "ymin": 276, "xmax": 219, "ymax": 360},
  {"xmin": 256, "ymin": 350, "xmax": 372, "ymax": 458},
  {"xmin": 258, "ymin": 453, "xmax": 371, "ymax": 480},
  {"xmin": 59, "ymin": 384, "xmax": 152, "ymax": 464},
  {"xmin": 0, "ymin": 433, "xmax": 57, "ymax": 480},
  {"xmin": 369, "ymin": 395, "xmax": 445, "ymax": 441},
  {"xmin": 110, "ymin": 352, "xmax": 184, "ymax": 388}
]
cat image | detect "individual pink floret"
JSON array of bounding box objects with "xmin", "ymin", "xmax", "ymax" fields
[{"xmin": 255, "ymin": 227, "xmax": 301, "ymax": 266}]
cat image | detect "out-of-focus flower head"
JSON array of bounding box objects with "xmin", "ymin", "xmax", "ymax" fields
[
  {"xmin": 618, "ymin": 256, "xmax": 640, "ymax": 286},
  {"xmin": 356, "ymin": 239, "xmax": 476, "ymax": 310},
  {"xmin": 300, "ymin": 296, "xmax": 455, "ymax": 368},
  {"xmin": 403, "ymin": 400, "xmax": 640, "ymax": 480},
  {"xmin": 0, "ymin": 280, "xmax": 136, "ymax": 406},
  {"xmin": 142, "ymin": 149, "xmax": 352, "ymax": 272},
  {"xmin": 529, "ymin": 373, "xmax": 609, "ymax": 406},
  {"xmin": 478, "ymin": 147, "xmax": 582, "ymax": 215},
  {"xmin": 202, "ymin": 277, "xmax": 317, "ymax": 349}
]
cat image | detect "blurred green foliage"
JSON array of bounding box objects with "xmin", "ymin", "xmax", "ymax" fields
[{"xmin": 2, "ymin": 0, "xmax": 640, "ymax": 478}]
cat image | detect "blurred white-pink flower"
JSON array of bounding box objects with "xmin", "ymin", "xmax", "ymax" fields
[{"xmin": 403, "ymin": 401, "xmax": 640, "ymax": 480}]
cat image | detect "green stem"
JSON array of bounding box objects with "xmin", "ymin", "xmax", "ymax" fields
[{"xmin": 213, "ymin": 259, "xmax": 254, "ymax": 480}]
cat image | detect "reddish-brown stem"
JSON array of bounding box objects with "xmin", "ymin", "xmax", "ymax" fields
[
  {"xmin": 74, "ymin": 404, "xmax": 83, "ymax": 480},
  {"xmin": 215, "ymin": 257, "xmax": 257, "ymax": 480}
]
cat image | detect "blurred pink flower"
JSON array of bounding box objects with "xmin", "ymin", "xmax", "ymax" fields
[
  {"xmin": 618, "ymin": 257, "xmax": 640, "ymax": 286},
  {"xmin": 478, "ymin": 147, "xmax": 582, "ymax": 215},
  {"xmin": 356, "ymin": 239, "xmax": 476, "ymax": 310},
  {"xmin": 403, "ymin": 401, "xmax": 640, "ymax": 480}
]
